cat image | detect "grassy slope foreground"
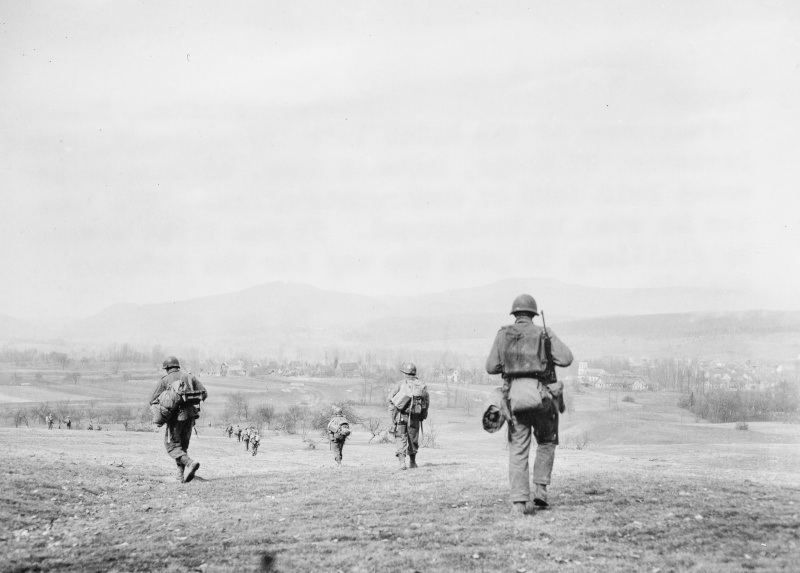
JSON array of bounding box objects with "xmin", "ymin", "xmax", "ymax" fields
[{"xmin": 2, "ymin": 391, "xmax": 800, "ymax": 573}]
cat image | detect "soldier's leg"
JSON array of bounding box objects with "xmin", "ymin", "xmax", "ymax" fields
[
  {"xmin": 395, "ymin": 423, "xmax": 408, "ymax": 469},
  {"xmin": 531, "ymin": 400, "xmax": 560, "ymax": 505},
  {"xmin": 334, "ymin": 440, "xmax": 343, "ymax": 464},
  {"xmin": 407, "ymin": 423, "xmax": 420, "ymax": 468},
  {"xmin": 165, "ymin": 420, "xmax": 192, "ymax": 468},
  {"xmin": 508, "ymin": 419, "xmax": 533, "ymax": 503}
]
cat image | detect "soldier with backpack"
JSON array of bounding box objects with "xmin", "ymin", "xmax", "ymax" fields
[
  {"xmin": 235, "ymin": 425, "xmax": 242, "ymax": 442},
  {"xmin": 148, "ymin": 355, "xmax": 208, "ymax": 483},
  {"xmin": 388, "ymin": 363, "xmax": 429, "ymax": 470},
  {"xmin": 226, "ymin": 424, "xmax": 233, "ymax": 438},
  {"xmin": 485, "ymin": 295, "xmax": 573, "ymax": 515},
  {"xmin": 327, "ymin": 406, "xmax": 351, "ymax": 466},
  {"xmin": 251, "ymin": 430, "xmax": 261, "ymax": 456},
  {"xmin": 243, "ymin": 427, "xmax": 251, "ymax": 451}
]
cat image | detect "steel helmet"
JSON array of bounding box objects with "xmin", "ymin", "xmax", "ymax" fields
[
  {"xmin": 510, "ymin": 294, "xmax": 539, "ymax": 316},
  {"xmin": 400, "ymin": 362, "xmax": 417, "ymax": 376},
  {"xmin": 162, "ymin": 355, "xmax": 181, "ymax": 370},
  {"xmin": 332, "ymin": 406, "xmax": 343, "ymax": 415}
]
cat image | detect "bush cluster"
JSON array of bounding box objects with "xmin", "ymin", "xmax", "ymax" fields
[{"xmin": 680, "ymin": 381, "xmax": 799, "ymax": 423}]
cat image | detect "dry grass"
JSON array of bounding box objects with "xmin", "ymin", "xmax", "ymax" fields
[{"xmin": 2, "ymin": 387, "xmax": 800, "ymax": 572}]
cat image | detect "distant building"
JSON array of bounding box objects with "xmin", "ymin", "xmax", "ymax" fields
[{"xmin": 338, "ymin": 362, "xmax": 360, "ymax": 378}]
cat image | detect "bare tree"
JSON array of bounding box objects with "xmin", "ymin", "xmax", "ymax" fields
[
  {"xmin": 287, "ymin": 405, "xmax": 311, "ymax": 439},
  {"xmin": 365, "ymin": 417, "xmax": 385, "ymax": 443},
  {"xmin": 224, "ymin": 391, "xmax": 250, "ymax": 421},
  {"xmin": 65, "ymin": 371, "xmax": 81, "ymax": 385},
  {"xmin": 50, "ymin": 352, "xmax": 70, "ymax": 370},
  {"xmin": 252, "ymin": 404, "xmax": 275, "ymax": 431}
]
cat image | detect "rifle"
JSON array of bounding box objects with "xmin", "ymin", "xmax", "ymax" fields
[{"xmin": 540, "ymin": 311, "xmax": 566, "ymax": 414}]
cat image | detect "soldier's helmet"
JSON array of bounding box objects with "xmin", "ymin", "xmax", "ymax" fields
[
  {"xmin": 510, "ymin": 294, "xmax": 539, "ymax": 316},
  {"xmin": 400, "ymin": 362, "xmax": 417, "ymax": 376},
  {"xmin": 162, "ymin": 355, "xmax": 181, "ymax": 370},
  {"xmin": 332, "ymin": 406, "xmax": 343, "ymax": 415}
]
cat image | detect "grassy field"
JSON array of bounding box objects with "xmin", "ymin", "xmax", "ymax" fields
[{"xmin": 1, "ymin": 388, "xmax": 799, "ymax": 572}]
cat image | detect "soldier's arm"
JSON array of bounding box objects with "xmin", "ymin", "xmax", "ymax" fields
[
  {"xmin": 545, "ymin": 329, "xmax": 574, "ymax": 367},
  {"xmin": 485, "ymin": 330, "xmax": 504, "ymax": 375}
]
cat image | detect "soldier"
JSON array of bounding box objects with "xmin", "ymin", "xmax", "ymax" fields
[
  {"xmin": 148, "ymin": 355, "xmax": 208, "ymax": 483},
  {"xmin": 251, "ymin": 430, "xmax": 260, "ymax": 456},
  {"xmin": 46, "ymin": 413, "xmax": 54, "ymax": 430},
  {"xmin": 327, "ymin": 406, "xmax": 351, "ymax": 466},
  {"xmin": 235, "ymin": 425, "xmax": 242, "ymax": 442},
  {"xmin": 485, "ymin": 294, "xmax": 573, "ymax": 515},
  {"xmin": 226, "ymin": 424, "xmax": 233, "ymax": 438},
  {"xmin": 87, "ymin": 420, "xmax": 93, "ymax": 430},
  {"xmin": 388, "ymin": 363, "xmax": 429, "ymax": 470},
  {"xmin": 65, "ymin": 417, "xmax": 71, "ymax": 430},
  {"xmin": 243, "ymin": 427, "xmax": 251, "ymax": 451}
]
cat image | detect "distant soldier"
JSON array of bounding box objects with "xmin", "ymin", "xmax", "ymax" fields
[
  {"xmin": 388, "ymin": 363, "xmax": 429, "ymax": 470},
  {"xmin": 65, "ymin": 417, "xmax": 71, "ymax": 430},
  {"xmin": 236, "ymin": 425, "xmax": 242, "ymax": 442},
  {"xmin": 251, "ymin": 430, "xmax": 261, "ymax": 456},
  {"xmin": 243, "ymin": 427, "xmax": 251, "ymax": 451},
  {"xmin": 327, "ymin": 406, "xmax": 351, "ymax": 466},
  {"xmin": 149, "ymin": 355, "xmax": 208, "ymax": 483},
  {"xmin": 485, "ymin": 294, "xmax": 573, "ymax": 515},
  {"xmin": 47, "ymin": 414, "xmax": 54, "ymax": 430},
  {"xmin": 87, "ymin": 421, "xmax": 93, "ymax": 430},
  {"xmin": 226, "ymin": 424, "xmax": 233, "ymax": 438}
]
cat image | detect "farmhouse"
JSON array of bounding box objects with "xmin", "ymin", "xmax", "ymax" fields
[{"xmin": 338, "ymin": 362, "xmax": 360, "ymax": 378}]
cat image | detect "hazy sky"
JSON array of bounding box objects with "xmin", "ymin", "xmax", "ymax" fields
[{"xmin": 2, "ymin": 1, "xmax": 799, "ymax": 319}]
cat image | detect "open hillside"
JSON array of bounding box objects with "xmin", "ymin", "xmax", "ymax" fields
[{"xmin": 2, "ymin": 387, "xmax": 799, "ymax": 572}]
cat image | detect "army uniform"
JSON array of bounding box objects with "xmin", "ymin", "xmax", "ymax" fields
[
  {"xmin": 149, "ymin": 356, "xmax": 208, "ymax": 483},
  {"xmin": 327, "ymin": 411, "xmax": 349, "ymax": 465},
  {"xmin": 388, "ymin": 363, "xmax": 430, "ymax": 470},
  {"xmin": 486, "ymin": 295, "xmax": 573, "ymax": 512},
  {"xmin": 47, "ymin": 414, "xmax": 54, "ymax": 430},
  {"xmin": 65, "ymin": 418, "xmax": 71, "ymax": 430},
  {"xmin": 251, "ymin": 432, "xmax": 260, "ymax": 456},
  {"xmin": 236, "ymin": 426, "xmax": 242, "ymax": 442},
  {"xmin": 243, "ymin": 428, "xmax": 251, "ymax": 451}
]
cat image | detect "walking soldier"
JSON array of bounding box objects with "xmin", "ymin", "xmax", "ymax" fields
[
  {"xmin": 485, "ymin": 294, "xmax": 573, "ymax": 514},
  {"xmin": 388, "ymin": 363, "xmax": 429, "ymax": 470},
  {"xmin": 148, "ymin": 356, "xmax": 208, "ymax": 483}
]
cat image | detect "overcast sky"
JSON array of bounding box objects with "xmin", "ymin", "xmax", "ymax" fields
[{"xmin": 2, "ymin": 1, "xmax": 799, "ymax": 319}]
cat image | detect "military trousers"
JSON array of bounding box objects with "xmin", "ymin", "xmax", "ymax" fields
[
  {"xmin": 332, "ymin": 439, "xmax": 345, "ymax": 462},
  {"xmin": 395, "ymin": 421, "xmax": 420, "ymax": 458},
  {"xmin": 508, "ymin": 398, "xmax": 559, "ymax": 503},
  {"xmin": 164, "ymin": 418, "xmax": 194, "ymax": 468}
]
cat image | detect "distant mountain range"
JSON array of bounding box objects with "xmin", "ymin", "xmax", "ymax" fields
[{"xmin": 1, "ymin": 279, "xmax": 797, "ymax": 362}]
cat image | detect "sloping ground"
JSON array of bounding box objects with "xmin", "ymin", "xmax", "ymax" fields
[{"xmin": 1, "ymin": 420, "xmax": 798, "ymax": 573}]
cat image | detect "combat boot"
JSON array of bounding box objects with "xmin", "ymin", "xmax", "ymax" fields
[
  {"xmin": 533, "ymin": 484, "xmax": 549, "ymax": 507},
  {"xmin": 176, "ymin": 465, "xmax": 185, "ymax": 482},
  {"xmin": 408, "ymin": 454, "xmax": 418, "ymax": 469},
  {"xmin": 184, "ymin": 460, "xmax": 200, "ymax": 483},
  {"xmin": 511, "ymin": 502, "xmax": 530, "ymax": 516}
]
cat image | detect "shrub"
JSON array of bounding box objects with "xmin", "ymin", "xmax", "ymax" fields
[
  {"xmin": 622, "ymin": 395, "xmax": 635, "ymax": 403},
  {"xmin": 735, "ymin": 421, "xmax": 749, "ymax": 431},
  {"xmin": 420, "ymin": 419, "xmax": 439, "ymax": 448}
]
